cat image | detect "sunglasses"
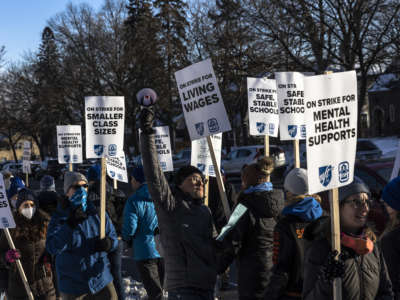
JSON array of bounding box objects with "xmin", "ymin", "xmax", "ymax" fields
[{"xmin": 71, "ymin": 184, "xmax": 89, "ymax": 190}]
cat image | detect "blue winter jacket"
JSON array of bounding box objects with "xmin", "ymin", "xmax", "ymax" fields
[
  {"xmin": 46, "ymin": 201, "xmax": 118, "ymax": 295},
  {"xmin": 122, "ymin": 184, "xmax": 160, "ymax": 260}
]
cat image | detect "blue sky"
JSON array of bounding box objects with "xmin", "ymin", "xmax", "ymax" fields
[{"xmin": 0, "ymin": 0, "xmax": 104, "ymax": 64}]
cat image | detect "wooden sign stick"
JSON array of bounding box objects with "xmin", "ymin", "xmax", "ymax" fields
[{"xmin": 100, "ymin": 157, "xmax": 107, "ymax": 238}]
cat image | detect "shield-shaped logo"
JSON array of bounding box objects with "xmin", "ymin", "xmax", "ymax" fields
[
  {"xmin": 94, "ymin": 145, "xmax": 104, "ymax": 156},
  {"xmin": 64, "ymin": 155, "xmax": 70, "ymax": 163},
  {"xmin": 195, "ymin": 122, "xmax": 205, "ymax": 136},
  {"xmin": 288, "ymin": 125, "xmax": 297, "ymax": 138},
  {"xmin": 256, "ymin": 122, "xmax": 266, "ymax": 133},
  {"xmin": 208, "ymin": 118, "xmax": 219, "ymax": 133},
  {"xmin": 269, "ymin": 123, "xmax": 275, "ymax": 135},
  {"xmin": 108, "ymin": 144, "xmax": 117, "ymax": 156},
  {"xmin": 338, "ymin": 161, "xmax": 350, "ymax": 183},
  {"xmin": 300, "ymin": 125, "xmax": 306, "ymax": 138},
  {"xmin": 319, "ymin": 165, "xmax": 333, "ymax": 187},
  {"xmin": 110, "ymin": 170, "xmax": 116, "ymax": 178},
  {"xmin": 197, "ymin": 163, "xmax": 206, "ymax": 172}
]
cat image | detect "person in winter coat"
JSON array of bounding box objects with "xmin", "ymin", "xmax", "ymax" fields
[
  {"xmin": 218, "ymin": 157, "xmax": 285, "ymax": 300},
  {"xmin": 139, "ymin": 106, "xmax": 217, "ymax": 300},
  {"xmin": 37, "ymin": 175, "xmax": 59, "ymax": 216},
  {"xmin": 122, "ymin": 166, "xmax": 164, "ymax": 300},
  {"xmin": 302, "ymin": 177, "xmax": 394, "ymax": 300},
  {"xmin": 264, "ymin": 168, "xmax": 323, "ymax": 300},
  {"xmin": 0, "ymin": 188, "xmax": 56, "ymax": 300},
  {"xmin": 380, "ymin": 176, "xmax": 400, "ymax": 299},
  {"xmin": 46, "ymin": 172, "xmax": 118, "ymax": 300}
]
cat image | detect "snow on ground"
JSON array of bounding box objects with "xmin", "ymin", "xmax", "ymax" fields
[{"xmin": 370, "ymin": 136, "xmax": 399, "ymax": 158}]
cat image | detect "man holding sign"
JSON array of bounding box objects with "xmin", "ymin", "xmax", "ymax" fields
[{"xmin": 139, "ymin": 106, "xmax": 218, "ymax": 300}]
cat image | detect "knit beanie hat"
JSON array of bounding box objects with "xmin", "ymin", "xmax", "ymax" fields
[
  {"xmin": 64, "ymin": 172, "xmax": 88, "ymax": 194},
  {"xmin": 339, "ymin": 176, "xmax": 370, "ymax": 203},
  {"xmin": 40, "ymin": 175, "xmax": 56, "ymax": 192},
  {"xmin": 382, "ymin": 176, "xmax": 400, "ymax": 211},
  {"xmin": 174, "ymin": 165, "xmax": 203, "ymax": 186},
  {"xmin": 87, "ymin": 164, "xmax": 101, "ymax": 182},
  {"xmin": 131, "ymin": 166, "xmax": 146, "ymax": 184},
  {"xmin": 16, "ymin": 188, "xmax": 38, "ymax": 210},
  {"xmin": 7, "ymin": 177, "xmax": 25, "ymax": 199},
  {"xmin": 241, "ymin": 157, "xmax": 274, "ymax": 187},
  {"xmin": 284, "ymin": 168, "xmax": 308, "ymax": 195}
]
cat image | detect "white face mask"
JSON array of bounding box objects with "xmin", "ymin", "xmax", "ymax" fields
[{"xmin": 20, "ymin": 207, "xmax": 36, "ymax": 220}]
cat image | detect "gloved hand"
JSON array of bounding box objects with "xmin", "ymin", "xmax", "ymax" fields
[
  {"xmin": 94, "ymin": 237, "xmax": 113, "ymax": 253},
  {"xmin": 5, "ymin": 249, "xmax": 21, "ymax": 263},
  {"xmin": 319, "ymin": 250, "xmax": 347, "ymax": 282},
  {"xmin": 67, "ymin": 206, "xmax": 88, "ymax": 229},
  {"xmin": 139, "ymin": 107, "xmax": 155, "ymax": 134}
]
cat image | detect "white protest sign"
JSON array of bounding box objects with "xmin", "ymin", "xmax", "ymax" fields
[
  {"xmin": 247, "ymin": 78, "xmax": 279, "ymax": 137},
  {"xmin": 57, "ymin": 125, "xmax": 83, "ymax": 164},
  {"xmin": 191, "ymin": 133, "xmax": 222, "ymax": 177},
  {"xmin": 85, "ymin": 96, "xmax": 125, "ymax": 158},
  {"xmin": 391, "ymin": 140, "xmax": 400, "ymax": 180},
  {"xmin": 175, "ymin": 59, "xmax": 231, "ymax": 140},
  {"xmin": 0, "ymin": 174, "xmax": 16, "ymax": 228},
  {"xmin": 305, "ymin": 71, "xmax": 358, "ymax": 194},
  {"xmin": 276, "ymin": 72, "xmax": 306, "ymax": 140},
  {"xmin": 138, "ymin": 127, "xmax": 174, "ymax": 172},
  {"xmin": 106, "ymin": 153, "xmax": 128, "ymax": 183},
  {"xmin": 22, "ymin": 141, "xmax": 31, "ymax": 174}
]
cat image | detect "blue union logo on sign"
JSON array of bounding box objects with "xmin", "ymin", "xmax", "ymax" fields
[
  {"xmin": 338, "ymin": 161, "xmax": 350, "ymax": 183},
  {"xmin": 64, "ymin": 155, "xmax": 70, "ymax": 163},
  {"xmin": 288, "ymin": 125, "xmax": 297, "ymax": 138},
  {"xmin": 319, "ymin": 165, "xmax": 333, "ymax": 187},
  {"xmin": 256, "ymin": 122, "xmax": 266, "ymax": 133},
  {"xmin": 94, "ymin": 145, "xmax": 104, "ymax": 156},
  {"xmin": 195, "ymin": 122, "xmax": 204, "ymax": 136}
]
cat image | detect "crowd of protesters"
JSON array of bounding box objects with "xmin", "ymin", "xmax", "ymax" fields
[{"xmin": 0, "ymin": 106, "xmax": 398, "ymax": 300}]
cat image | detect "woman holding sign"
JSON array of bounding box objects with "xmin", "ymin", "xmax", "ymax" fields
[
  {"xmin": 302, "ymin": 178, "xmax": 393, "ymax": 300},
  {"xmin": 0, "ymin": 188, "xmax": 56, "ymax": 300}
]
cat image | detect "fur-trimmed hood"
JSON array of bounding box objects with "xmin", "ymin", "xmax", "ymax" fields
[{"xmin": 12, "ymin": 208, "xmax": 50, "ymax": 242}]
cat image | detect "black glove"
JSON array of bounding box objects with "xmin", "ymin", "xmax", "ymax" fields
[
  {"xmin": 319, "ymin": 250, "xmax": 347, "ymax": 282},
  {"xmin": 139, "ymin": 107, "xmax": 155, "ymax": 134},
  {"xmin": 67, "ymin": 206, "xmax": 88, "ymax": 228},
  {"xmin": 94, "ymin": 237, "xmax": 113, "ymax": 253}
]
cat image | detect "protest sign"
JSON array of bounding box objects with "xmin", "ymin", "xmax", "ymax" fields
[
  {"xmin": 57, "ymin": 125, "xmax": 83, "ymax": 164},
  {"xmin": 191, "ymin": 133, "xmax": 222, "ymax": 177},
  {"xmin": 305, "ymin": 71, "xmax": 358, "ymax": 194},
  {"xmin": 391, "ymin": 140, "xmax": 400, "ymax": 180},
  {"xmin": 22, "ymin": 141, "xmax": 31, "ymax": 175},
  {"xmin": 175, "ymin": 59, "xmax": 231, "ymax": 140},
  {"xmin": 138, "ymin": 126, "xmax": 173, "ymax": 172},
  {"xmin": 275, "ymin": 72, "xmax": 306, "ymax": 140},
  {"xmin": 106, "ymin": 153, "xmax": 128, "ymax": 183},
  {"xmin": 0, "ymin": 174, "xmax": 15, "ymax": 229},
  {"xmin": 247, "ymin": 77, "xmax": 279, "ymax": 137},
  {"xmin": 85, "ymin": 96, "xmax": 125, "ymax": 158}
]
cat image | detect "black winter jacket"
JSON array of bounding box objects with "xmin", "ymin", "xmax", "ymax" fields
[
  {"xmin": 221, "ymin": 189, "xmax": 284, "ymax": 299},
  {"xmin": 381, "ymin": 226, "xmax": 400, "ymax": 300},
  {"xmin": 0, "ymin": 209, "xmax": 55, "ymax": 299},
  {"xmin": 140, "ymin": 133, "xmax": 217, "ymax": 292},
  {"xmin": 303, "ymin": 217, "xmax": 394, "ymax": 300}
]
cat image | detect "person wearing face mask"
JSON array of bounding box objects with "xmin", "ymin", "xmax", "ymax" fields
[
  {"xmin": 139, "ymin": 107, "xmax": 218, "ymax": 300},
  {"xmin": 0, "ymin": 188, "xmax": 56, "ymax": 300},
  {"xmin": 46, "ymin": 172, "xmax": 118, "ymax": 300},
  {"xmin": 302, "ymin": 177, "xmax": 394, "ymax": 300},
  {"xmin": 380, "ymin": 176, "xmax": 400, "ymax": 299},
  {"xmin": 122, "ymin": 165, "xmax": 164, "ymax": 300},
  {"xmin": 6, "ymin": 177, "xmax": 25, "ymax": 211}
]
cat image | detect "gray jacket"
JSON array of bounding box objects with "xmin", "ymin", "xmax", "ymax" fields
[{"xmin": 140, "ymin": 133, "xmax": 217, "ymax": 291}]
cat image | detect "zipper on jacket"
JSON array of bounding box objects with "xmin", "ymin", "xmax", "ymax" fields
[{"xmin": 355, "ymin": 256, "xmax": 364, "ymax": 300}]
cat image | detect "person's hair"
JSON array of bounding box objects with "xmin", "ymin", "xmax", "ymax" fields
[
  {"xmin": 382, "ymin": 211, "xmax": 400, "ymax": 237},
  {"xmin": 241, "ymin": 157, "xmax": 274, "ymax": 188},
  {"xmin": 285, "ymin": 193, "xmax": 322, "ymax": 206}
]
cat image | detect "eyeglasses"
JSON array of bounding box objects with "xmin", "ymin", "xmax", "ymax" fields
[
  {"xmin": 71, "ymin": 184, "xmax": 89, "ymax": 190},
  {"xmin": 187, "ymin": 175, "xmax": 207, "ymax": 185},
  {"xmin": 343, "ymin": 198, "xmax": 372, "ymax": 209}
]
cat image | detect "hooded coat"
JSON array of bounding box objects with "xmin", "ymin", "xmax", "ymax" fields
[
  {"xmin": 381, "ymin": 226, "xmax": 400, "ymax": 300},
  {"xmin": 264, "ymin": 195, "xmax": 323, "ymax": 300},
  {"xmin": 302, "ymin": 217, "xmax": 393, "ymax": 300},
  {"xmin": 220, "ymin": 184, "xmax": 284, "ymax": 299},
  {"xmin": 0, "ymin": 209, "xmax": 55, "ymax": 299}
]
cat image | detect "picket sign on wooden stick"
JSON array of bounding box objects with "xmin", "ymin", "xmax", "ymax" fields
[
  {"xmin": 206, "ymin": 136, "xmax": 231, "ymax": 217},
  {"xmin": 324, "ymin": 70, "xmax": 342, "ymax": 300},
  {"xmin": 264, "ymin": 136, "xmax": 271, "ymax": 182},
  {"xmin": 25, "ymin": 173, "xmax": 29, "ymax": 188},
  {"xmin": 204, "ymin": 175, "xmax": 210, "ymax": 206},
  {"xmin": 100, "ymin": 157, "xmax": 107, "ymax": 238},
  {"xmin": 294, "ymin": 139, "xmax": 300, "ymax": 168},
  {"xmin": 3, "ymin": 229, "xmax": 34, "ymax": 300},
  {"xmin": 113, "ymin": 179, "xmax": 118, "ymax": 190},
  {"xmin": 69, "ymin": 163, "xmax": 73, "ymax": 172}
]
